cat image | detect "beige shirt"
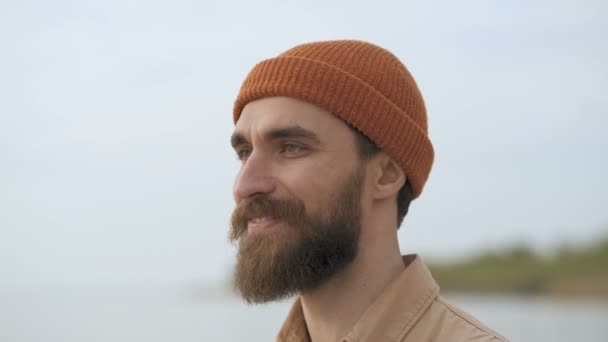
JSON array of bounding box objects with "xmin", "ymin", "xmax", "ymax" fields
[{"xmin": 277, "ymin": 255, "xmax": 508, "ymax": 342}]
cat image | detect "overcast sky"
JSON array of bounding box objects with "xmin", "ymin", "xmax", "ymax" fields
[{"xmin": 1, "ymin": 0, "xmax": 607, "ymax": 291}]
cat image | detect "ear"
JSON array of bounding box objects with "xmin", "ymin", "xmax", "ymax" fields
[{"xmin": 370, "ymin": 153, "xmax": 406, "ymax": 200}]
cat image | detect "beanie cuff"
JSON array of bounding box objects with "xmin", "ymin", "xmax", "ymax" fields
[{"xmin": 233, "ymin": 56, "xmax": 434, "ymax": 198}]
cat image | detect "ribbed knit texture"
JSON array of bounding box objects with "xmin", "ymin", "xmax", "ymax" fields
[{"xmin": 233, "ymin": 40, "xmax": 434, "ymax": 199}]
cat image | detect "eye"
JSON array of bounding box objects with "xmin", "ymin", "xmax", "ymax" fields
[
  {"xmin": 282, "ymin": 143, "xmax": 302, "ymax": 153},
  {"xmin": 235, "ymin": 147, "xmax": 252, "ymax": 161},
  {"xmin": 280, "ymin": 143, "xmax": 309, "ymax": 157}
]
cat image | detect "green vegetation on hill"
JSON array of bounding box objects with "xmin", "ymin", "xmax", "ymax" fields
[{"xmin": 428, "ymin": 236, "xmax": 608, "ymax": 297}]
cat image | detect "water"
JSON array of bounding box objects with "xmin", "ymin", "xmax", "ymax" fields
[{"xmin": 2, "ymin": 288, "xmax": 607, "ymax": 341}]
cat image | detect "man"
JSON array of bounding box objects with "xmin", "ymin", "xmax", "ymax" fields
[{"xmin": 229, "ymin": 40, "xmax": 507, "ymax": 342}]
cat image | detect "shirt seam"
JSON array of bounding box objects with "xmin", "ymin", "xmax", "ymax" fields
[
  {"xmin": 393, "ymin": 285, "xmax": 439, "ymax": 341},
  {"xmin": 436, "ymin": 296, "xmax": 508, "ymax": 342}
]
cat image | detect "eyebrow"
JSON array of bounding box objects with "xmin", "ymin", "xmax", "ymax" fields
[{"xmin": 230, "ymin": 125, "xmax": 321, "ymax": 148}]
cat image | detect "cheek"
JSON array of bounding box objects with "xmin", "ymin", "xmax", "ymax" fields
[{"xmin": 278, "ymin": 158, "xmax": 347, "ymax": 211}]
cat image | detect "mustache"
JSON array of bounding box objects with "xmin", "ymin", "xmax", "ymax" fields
[{"xmin": 229, "ymin": 195, "xmax": 307, "ymax": 241}]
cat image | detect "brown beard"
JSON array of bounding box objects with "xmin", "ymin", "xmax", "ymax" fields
[{"xmin": 229, "ymin": 166, "xmax": 364, "ymax": 304}]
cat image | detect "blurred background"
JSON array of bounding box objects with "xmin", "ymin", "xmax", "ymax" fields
[{"xmin": 1, "ymin": 0, "xmax": 607, "ymax": 341}]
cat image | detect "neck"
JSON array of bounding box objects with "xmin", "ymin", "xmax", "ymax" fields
[{"xmin": 300, "ymin": 221, "xmax": 404, "ymax": 342}]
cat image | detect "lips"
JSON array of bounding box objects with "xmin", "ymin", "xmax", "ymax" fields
[{"xmin": 247, "ymin": 215, "xmax": 281, "ymax": 233}]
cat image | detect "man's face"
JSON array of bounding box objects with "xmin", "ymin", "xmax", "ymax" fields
[{"xmin": 229, "ymin": 96, "xmax": 367, "ymax": 303}]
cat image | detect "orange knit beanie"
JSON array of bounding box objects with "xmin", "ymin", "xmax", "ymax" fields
[{"xmin": 233, "ymin": 40, "xmax": 434, "ymax": 199}]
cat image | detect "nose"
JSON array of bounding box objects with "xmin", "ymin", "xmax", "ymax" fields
[{"xmin": 233, "ymin": 152, "xmax": 276, "ymax": 202}]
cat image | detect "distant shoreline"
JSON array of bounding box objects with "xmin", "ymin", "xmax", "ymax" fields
[{"xmin": 428, "ymin": 236, "xmax": 608, "ymax": 298}]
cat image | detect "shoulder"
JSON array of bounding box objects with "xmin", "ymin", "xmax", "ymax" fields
[
  {"xmin": 434, "ymin": 296, "xmax": 508, "ymax": 341},
  {"xmin": 404, "ymin": 295, "xmax": 509, "ymax": 342}
]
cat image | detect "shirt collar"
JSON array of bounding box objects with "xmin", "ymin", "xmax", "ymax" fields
[{"xmin": 277, "ymin": 254, "xmax": 440, "ymax": 342}]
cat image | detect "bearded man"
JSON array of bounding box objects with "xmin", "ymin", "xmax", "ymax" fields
[{"xmin": 228, "ymin": 40, "xmax": 507, "ymax": 342}]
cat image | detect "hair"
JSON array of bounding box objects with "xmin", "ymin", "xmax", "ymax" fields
[{"xmin": 350, "ymin": 126, "xmax": 413, "ymax": 228}]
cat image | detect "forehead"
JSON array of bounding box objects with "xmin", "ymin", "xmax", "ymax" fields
[{"xmin": 234, "ymin": 96, "xmax": 353, "ymax": 140}]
